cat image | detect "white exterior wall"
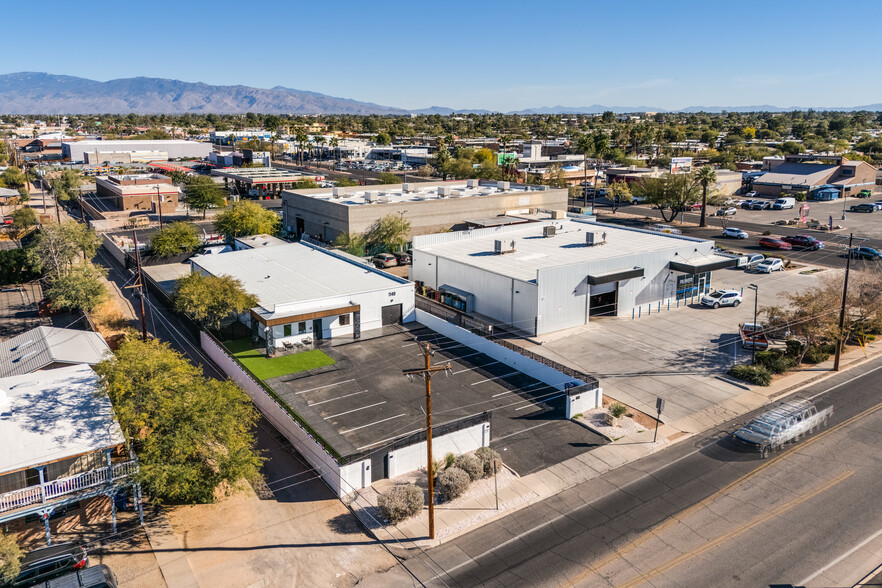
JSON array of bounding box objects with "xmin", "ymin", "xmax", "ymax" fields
[
  {"xmin": 387, "ymin": 422, "xmax": 490, "ymax": 479},
  {"xmin": 63, "ymin": 141, "xmax": 211, "ymax": 161}
]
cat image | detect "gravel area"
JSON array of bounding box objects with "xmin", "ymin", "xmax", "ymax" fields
[{"xmin": 576, "ymin": 407, "xmax": 647, "ymax": 441}]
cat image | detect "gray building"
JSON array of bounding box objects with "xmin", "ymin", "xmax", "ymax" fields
[
  {"xmin": 281, "ymin": 180, "xmax": 569, "ymax": 242},
  {"xmin": 0, "ymin": 326, "xmax": 112, "ymax": 378},
  {"xmin": 62, "ymin": 140, "xmax": 212, "ymax": 162},
  {"xmin": 411, "ymin": 218, "xmax": 736, "ymax": 336}
]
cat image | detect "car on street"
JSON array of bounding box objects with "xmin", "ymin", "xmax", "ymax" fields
[
  {"xmin": 850, "ymin": 247, "xmax": 882, "ymax": 261},
  {"xmin": 858, "ymin": 189, "xmax": 873, "ymax": 198},
  {"xmin": 755, "ymin": 258, "xmax": 785, "ymax": 273},
  {"xmin": 716, "ymin": 206, "xmax": 737, "ymax": 216},
  {"xmin": 5, "ymin": 543, "xmax": 89, "ymax": 587},
  {"xmin": 873, "ymin": 201, "xmax": 882, "ymax": 211},
  {"xmin": 596, "ymin": 188, "xmax": 607, "ymax": 197},
  {"xmin": 722, "ymin": 227, "xmax": 748, "ymax": 239},
  {"xmin": 850, "ymin": 203, "xmax": 876, "ymax": 213},
  {"xmin": 740, "ymin": 200, "xmax": 757, "ymax": 209},
  {"xmin": 750, "ymin": 200, "xmax": 772, "ymax": 210},
  {"xmin": 688, "ymin": 202, "xmax": 703, "ymax": 211},
  {"xmin": 758, "ymin": 237, "xmax": 793, "ymax": 250},
  {"xmin": 781, "ymin": 235, "xmax": 824, "ymax": 250},
  {"xmin": 393, "ymin": 251, "xmax": 411, "ymax": 265},
  {"xmin": 371, "ymin": 253, "xmax": 398, "ymax": 268},
  {"xmin": 700, "ymin": 289, "xmax": 743, "ymax": 308}
]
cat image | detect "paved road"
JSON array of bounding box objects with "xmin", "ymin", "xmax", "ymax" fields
[{"xmin": 363, "ymin": 355, "xmax": 882, "ymax": 587}]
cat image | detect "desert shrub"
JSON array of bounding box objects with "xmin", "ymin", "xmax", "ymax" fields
[
  {"xmin": 378, "ymin": 484, "xmax": 424, "ymax": 524},
  {"xmin": 755, "ymin": 349, "xmax": 797, "ymax": 374},
  {"xmin": 785, "ymin": 340, "xmax": 804, "ymax": 358},
  {"xmin": 444, "ymin": 452, "xmax": 456, "ymax": 469},
  {"xmin": 803, "ymin": 343, "xmax": 835, "ymax": 364},
  {"xmin": 609, "ymin": 402, "xmax": 628, "ymax": 418},
  {"xmin": 728, "ymin": 364, "xmax": 773, "ymax": 386},
  {"xmin": 762, "ymin": 230, "xmax": 772, "ymax": 236},
  {"xmin": 453, "ymin": 454, "xmax": 483, "ymax": 482},
  {"xmin": 475, "ymin": 447, "xmax": 502, "ymax": 478},
  {"xmin": 435, "ymin": 466, "xmax": 470, "ymax": 502}
]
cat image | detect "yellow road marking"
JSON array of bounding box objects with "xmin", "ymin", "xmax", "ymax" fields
[
  {"xmin": 563, "ymin": 399, "xmax": 882, "ymax": 587},
  {"xmin": 615, "ymin": 470, "xmax": 854, "ymax": 588}
]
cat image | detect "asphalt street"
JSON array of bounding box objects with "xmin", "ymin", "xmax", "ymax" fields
[{"xmin": 363, "ymin": 355, "xmax": 882, "ymax": 588}]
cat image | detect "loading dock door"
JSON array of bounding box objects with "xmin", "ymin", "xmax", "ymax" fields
[
  {"xmin": 589, "ymin": 282, "xmax": 618, "ymax": 317},
  {"xmin": 381, "ymin": 303, "xmax": 402, "ymax": 325}
]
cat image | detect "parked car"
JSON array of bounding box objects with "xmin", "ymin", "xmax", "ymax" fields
[
  {"xmin": 722, "ymin": 227, "xmax": 748, "ymax": 239},
  {"xmin": 740, "ymin": 200, "xmax": 757, "ymax": 210},
  {"xmin": 850, "ymin": 247, "xmax": 882, "ymax": 261},
  {"xmin": 33, "ymin": 565, "xmax": 118, "ymax": 588},
  {"xmin": 857, "ymin": 189, "xmax": 873, "ymax": 198},
  {"xmin": 4, "ymin": 543, "xmax": 89, "ymax": 587},
  {"xmin": 393, "ymin": 251, "xmax": 411, "ymax": 265},
  {"xmin": 873, "ymin": 201, "xmax": 882, "ymax": 211},
  {"xmin": 688, "ymin": 202, "xmax": 703, "ymax": 211},
  {"xmin": 371, "ymin": 253, "xmax": 398, "ymax": 268},
  {"xmin": 756, "ymin": 258, "xmax": 785, "ymax": 273},
  {"xmin": 739, "ymin": 253, "xmax": 766, "ymax": 269},
  {"xmin": 745, "ymin": 191, "xmax": 758, "ymax": 198},
  {"xmin": 781, "ymin": 235, "xmax": 824, "ymax": 250},
  {"xmin": 750, "ymin": 200, "xmax": 772, "ymax": 210},
  {"xmin": 700, "ymin": 289, "xmax": 743, "ymax": 308},
  {"xmin": 596, "ymin": 188, "xmax": 607, "ymax": 197},
  {"xmin": 772, "ymin": 197, "xmax": 796, "ymax": 210},
  {"xmin": 850, "ymin": 203, "xmax": 876, "ymax": 213},
  {"xmin": 716, "ymin": 206, "xmax": 737, "ymax": 216},
  {"xmin": 758, "ymin": 237, "xmax": 793, "ymax": 250}
]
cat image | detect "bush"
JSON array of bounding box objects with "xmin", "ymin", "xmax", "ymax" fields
[
  {"xmin": 762, "ymin": 230, "xmax": 772, "ymax": 236},
  {"xmin": 444, "ymin": 452, "xmax": 456, "ymax": 469},
  {"xmin": 794, "ymin": 191, "xmax": 807, "ymax": 202},
  {"xmin": 728, "ymin": 364, "xmax": 773, "ymax": 386},
  {"xmin": 803, "ymin": 343, "xmax": 835, "ymax": 364},
  {"xmin": 453, "ymin": 454, "xmax": 483, "ymax": 482},
  {"xmin": 475, "ymin": 446, "xmax": 502, "ymax": 478},
  {"xmin": 609, "ymin": 402, "xmax": 628, "ymax": 418},
  {"xmin": 378, "ymin": 484, "xmax": 424, "ymax": 524},
  {"xmin": 785, "ymin": 339, "xmax": 804, "ymax": 358},
  {"xmin": 435, "ymin": 466, "xmax": 470, "ymax": 502},
  {"xmin": 755, "ymin": 349, "xmax": 797, "ymax": 374}
]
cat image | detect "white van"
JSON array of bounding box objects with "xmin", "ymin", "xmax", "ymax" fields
[{"xmin": 772, "ymin": 197, "xmax": 796, "ymax": 210}]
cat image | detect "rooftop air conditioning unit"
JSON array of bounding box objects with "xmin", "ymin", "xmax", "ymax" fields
[
  {"xmin": 543, "ymin": 225, "xmax": 556, "ymax": 238},
  {"xmin": 586, "ymin": 232, "xmax": 595, "ymax": 246},
  {"xmin": 449, "ymin": 190, "xmax": 462, "ymax": 198},
  {"xmin": 332, "ymin": 187, "xmax": 345, "ymax": 198},
  {"xmin": 466, "ymin": 179, "xmax": 479, "ymax": 188},
  {"xmin": 365, "ymin": 191, "xmax": 378, "ymax": 203},
  {"xmin": 497, "ymin": 181, "xmax": 511, "ymax": 192},
  {"xmin": 402, "ymin": 183, "xmax": 413, "ymax": 193},
  {"xmin": 378, "ymin": 195, "xmax": 390, "ymax": 203},
  {"xmin": 551, "ymin": 209, "xmax": 565, "ymax": 219},
  {"xmin": 438, "ymin": 186, "xmax": 452, "ymax": 197},
  {"xmin": 494, "ymin": 239, "xmax": 516, "ymax": 254}
]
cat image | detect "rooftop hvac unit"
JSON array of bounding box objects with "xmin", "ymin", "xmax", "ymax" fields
[
  {"xmin": 402, "ymin": 183, "xmax": 413, "ymax": 193},
  {"xmin": 551, "ymin": 209, "xmax": 565, "ymax": 219},
  {"xmin": 449, "ymin": 190, "xmax": 462, "ymax": 198},
  {"xmin": 494, "ymin": 239, "xmax": 516, "ymax": 254},
  {"xmin": 364, "ymin": 191, "xmax": 378, "ymax": 203},
  {"xmin": 438, "ymin": 186, "xmax": 452, "ymax": 197},
  {"xmin": 378, "ymin": 195, "xmax": 390, "ymax": 203},
  {"xmin": 543, "ymin": 225, "xmax": 556, "ymax": 238},
  {"xmin": 497, "ymin": 181, "xmax": 511, "ymax": 192},
  {"xmin": 466, "ymin": 179, "xmax": 479, "ymax": 188},
  {"xmin": 586, "ymin": 232, "xmax": 595, "ymax": 246},
  {"xmin": 332, "ymin": 187, "xmax": 345, "ymax": 198}
]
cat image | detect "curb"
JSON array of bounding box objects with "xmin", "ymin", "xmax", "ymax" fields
[{"xmin": 569, "ymin": 416, "xmax": 615, "ymax": 443}]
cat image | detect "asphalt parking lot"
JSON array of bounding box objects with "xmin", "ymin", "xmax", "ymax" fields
[
  {"xmin": 267, "ymin": 326, "xmax": 607, "ymax": 477},
  {"xmin": 0, "ymin": 284, "xmax": 45, "ymax": 339}
]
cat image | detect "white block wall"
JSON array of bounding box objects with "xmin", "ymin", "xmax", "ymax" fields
[{"xmin": 387, "ymin": 422, "xmax": 490, "ymax": 479}]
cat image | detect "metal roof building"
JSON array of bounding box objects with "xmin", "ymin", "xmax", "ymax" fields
[
  {"xmin": 412, "ymin": 218, "xmax": 734, "ymax": 336},
  {"xmin": 0, "ymin": 326, "xmax": 112, "ymax": 378},
  {"xmin": 62, "ymin": 140, "xmax": 212, "ymax": 162}
]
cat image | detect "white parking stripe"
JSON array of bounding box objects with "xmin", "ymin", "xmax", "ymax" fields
[
  {"xmin": 308, "ymin": 389, "xmax": 368, "ymax": 406},
  {"xmin": 294, "ymin": 379, "xmax": 355, "ymax": 395},
  {"xmin": 339, "ymin": 414, "xmax": 405, "ymax": 434},
  {"xmin": 516, "ymin": 393, "xmax": 564, "ymax": 410},
  {"xmin": 453, "ymin": 360, "xmax": 499, "ymax": 375},
  {"xmin": 472, "ymin": 371, "xmax": 519, "ymax": 385},
  {"xmin": 324, "ymin": 401, "xmax": 387, "ymax": 420}
]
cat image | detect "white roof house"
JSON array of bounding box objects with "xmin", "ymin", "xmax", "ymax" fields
[
  {"xmin": 0, "ymin": 326, "xmax": 112, "ymax": 378},
  {"xmin": 0, "ymin": 364, "xmax": 125, "ymax": 476}
]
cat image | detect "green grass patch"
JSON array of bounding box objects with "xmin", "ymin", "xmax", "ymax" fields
[{"xmin": 224, "ymin": 338, "xmax": 336, "ymax": 380}]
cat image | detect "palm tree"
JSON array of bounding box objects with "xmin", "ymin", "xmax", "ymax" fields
[
  {"xmin": 696, "ymin": 166, "xmax": 717, "ymax": 228},
  {"xmin": 295, "ymin": 128, "xmax": 308, "ymax": 167},
  {"xmin": 329, "ymin": 137, "xmax": 340, "ymax": 166},
  {"xmin": 575, "ymin": 134, "xmax": 594, "ymax": 206}
]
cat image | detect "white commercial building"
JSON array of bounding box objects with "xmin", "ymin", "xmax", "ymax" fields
[
  {"xmin": 411, "ymin": 218, "xmax": 735, "ymax": 336},
  {"xmin": 62, "ymin": 140, "xmax": 212, "ymax": 162},
  {"xmin": 189, "ymin": 241, "xmax": 415, "ymax": 350}
]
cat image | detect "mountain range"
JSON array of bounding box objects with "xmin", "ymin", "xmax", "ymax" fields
[{"xmin": 0, "ymin": 72, "xmax": 880, "ymax": 115}]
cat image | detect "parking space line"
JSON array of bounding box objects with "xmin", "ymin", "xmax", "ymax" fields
[
  {"xmin": 308, "ymin": 389, "xmax": 368, "ymax": 406},
  {"xmin": 453, "ymin": 360, "xmax": 499, "ymax": 375},
  {"xmin": 493, "ymin": 421, "xmax": 553, "ymax": 441},
  {"xmin": 515, "ymin": 393, "xmax": 564, "ymax": 410},
  {"xmin": 493, "ymin": 382, "xmax": 551, "ymax": 397},
  {"xmin": 324, "ymin": 401, "xmax": 387, "ymax": 420},
  {"xmin": 294, "ymin": 379, "xmax": 355, "ymax": 395},
  {"xmin": 472, "ymin": 371, "xmax": 520, "ymax": 385},
  {"xmin": 339, "ymin": 413, "xmax": 406, "ymax": 434}
]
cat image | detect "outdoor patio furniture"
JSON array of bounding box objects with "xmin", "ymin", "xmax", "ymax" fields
[{"xmin": 283, "ymin": 341, "xmax": 294, "ymax": 350}]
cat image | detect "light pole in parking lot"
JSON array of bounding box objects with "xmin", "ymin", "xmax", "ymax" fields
[
  {"xmin": 842, "ymin": 188, "xmax": 847, "ymax": 220},
  {"xmin": 748, "ymin": 283, "xmax": 759, "ymax": 365}
]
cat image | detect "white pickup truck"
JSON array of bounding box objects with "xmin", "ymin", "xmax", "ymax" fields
[{"xmin": 733, "ymin": 399, "xmax": 832, "ymax": 458}]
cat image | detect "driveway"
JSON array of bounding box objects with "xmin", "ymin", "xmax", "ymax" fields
[{"xmin": 526, "ymin": 264, "xmax": 840, "ymax": 424}]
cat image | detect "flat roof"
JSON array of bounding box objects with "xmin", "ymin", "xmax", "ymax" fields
[
  {"xmin": 283, "ymin": 180, "xmax": 559, "ymax": 207},
  {"xmin": 413, "ymin": 219, "xmax": 708, "ymax": 282},
  {"xmin": 0, "ymin": 326, "xmax": 111, "ymax": 378},
  {"xmin": 190, "ymin": 242, "xmax": 408, "ymax": 314},
  {"xmin": 0, "ymin": 364, "xmax": 125, "ymax": 475},
  {"xmin": 234, "ymin": 234, "xmax": 287, "ymax": 249},
  {"xmin": 211, "ymin": 167, "xmax": 311, "ymax": 184}
]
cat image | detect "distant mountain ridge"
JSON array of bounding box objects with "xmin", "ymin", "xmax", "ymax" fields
[{"xmin": 0, "ymin": 72, "xmax": 879, "ymax": 114}]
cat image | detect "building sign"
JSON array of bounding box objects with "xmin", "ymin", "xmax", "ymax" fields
[
  {"xmin": 676, "ymin": 273, "xmax": 696, "ymax": 299},
  {"xmin": 670, "ymin": 157, "xmax": 693, "ymax": 173}
]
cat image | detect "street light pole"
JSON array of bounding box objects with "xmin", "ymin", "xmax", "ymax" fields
[
  {"xmin": 833, "ymin": 233, "xmax": 854, "ymax": 371},
  {"xmin": 748, "ymin": 283, "xmax": 759, "ymax": 365},
  {"xmin": 155, "ymin": 186, "xmax": 164, "ymax": 229}
]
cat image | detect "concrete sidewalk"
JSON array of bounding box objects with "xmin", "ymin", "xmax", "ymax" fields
[{"xmin": 367, "ymin": 337, "xmax": 882, "ymax": 551}]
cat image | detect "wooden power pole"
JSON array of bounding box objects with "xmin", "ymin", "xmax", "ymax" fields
[
  {"xmin": 128, "ymin": 231, "xmax": 149, "ymax": 341},
  {"xmin": 403, "ymin": 341, "xmax": 450, "ymax": 540}
]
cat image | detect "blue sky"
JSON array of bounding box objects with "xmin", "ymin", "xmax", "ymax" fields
[{"xmin": 5, "ymin": 0, "xmax": 881, "ymax": 111}]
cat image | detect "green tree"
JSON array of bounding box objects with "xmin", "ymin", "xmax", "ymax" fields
[
  {"xmin": 95, "ymin": 337, "xmax": 264, "ymax": 504},
  {"xmin": 632, "ymin": 173, "xmax": 699, "ymax": 223},
  {"xmin": 365, "ymin": 213, "xmax": 411, "ymax": 253},
  {"xmin": 49, "ymin": 169, "xmax": 84, "ymax": 203},
  {"xmin": 695, "ymin": 166, "xmax": 717, "ymax": 227},
  {"xmin": 332, "ymin": 232, "xmax": 367, "ymax": 256},
  {"xmin": 606, "ymin": 181, "xmax": 633, "ymax": 213},
  {"xmin": 173, "ymin": 272, "xmax": 259, "ymax": 329},
  {"xmin": 150, "ymin": 222, "xmax": 201, "ymax": 257},
  {"xmin": 293, "ymin": 180, "xmax": 319, "ymax": 189},
  {"xmin": 1, "ymin": 166, "xmax": 26, "ymax": 189},
  {"xmin": 377, "ymin": 172, "xmax": 400, "ymax": 184},
  {"xmin": 0, "ymin": 533, "xmax": 23, "ymax": 585},
  {"xmin": 214, "ymin": 200, "xmax": 280, "ymax": 240},
  {"xmin": 375, "ymin": 132, "xmax": 392, "ymax": 145},
  {"xmin": 781, "ymin": 141, "xmax": 802, "ymax": 155},
  {"xmin": 183, "ymin": 176, "xmax": 227, "ymax": 219},
  {"xmin": 11, "ymin": 206, "xmax": 36, "ymax": 232},
  {"xmin": 46, "ymin": 263, "xmax": 108, "ymax": 312},
  {"xmin": 334, "ymin": 177, "xmax": 358, "ymax": 187},
  {"xmin": 29, "ymin": 221, "xmax": 101, "ymax": 278}
]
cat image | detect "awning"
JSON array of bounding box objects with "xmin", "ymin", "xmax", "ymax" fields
[
  {"xmin": 587, "ymin": 267, "xmax": 644, "ymax": 285},
  {"xmin": 252, "ymin": 304, "xmax": 360, "ymax": 327},
  {"xmin": 669, "ymin": 254, "xmax": 737, "ymax": 274}
]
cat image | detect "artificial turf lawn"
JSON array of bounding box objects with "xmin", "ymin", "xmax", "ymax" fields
[{"xmin": 224, "ymin": 338, "xmax": 336, "ymax": 380}]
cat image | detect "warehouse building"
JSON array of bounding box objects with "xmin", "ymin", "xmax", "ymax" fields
[
  {"xmin": 211, "ymin": 166, "xmax": 322, "ymax": 198},
  {"xmin": 281, "ymin": 180, "xmax": 569, "ymax": 242},
  {"xmin": 189, "ymin": 241, "xmax": 415, "ymax": 351},
  {"xmin": 62, "ymin": 140, "xmax": 212, "ymax": 162},
  {"xmin": 95, "ymin": 173, "xmax": 180, "ymax": 213},
  {"xmin": 411, "ymin": 218, "xmax": 735, "ymax": 336},
  {"xmin": 751, "ymin": 154, "xmax": 877, "ymax": 197}
]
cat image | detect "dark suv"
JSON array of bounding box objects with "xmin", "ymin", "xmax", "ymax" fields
[
  {"xmin": 42, "ymin": 565, "xmax": 117, "ymax": 588},
  {"xmin": 3, "ymin": 544, "xmax": 88, "ymax": 587}
]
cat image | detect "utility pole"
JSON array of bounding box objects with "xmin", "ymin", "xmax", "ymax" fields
[
  {"xmin": 402, "ymin": 341, "xmax": 451, "ymax": 541},
  {"xmin": 130, "ymin": 231, "xmax": 148, "ymax": 341},
  {"xmin": 748, "ymin": 283, "xmax": 759, "ymax": 365},
  {"xmin": 155, "ymin": 186, "xmax": 164, "ymax": 229},
  {"xmin": 834, "ymin": 233, "xmax": 854, "ymax": 371}
]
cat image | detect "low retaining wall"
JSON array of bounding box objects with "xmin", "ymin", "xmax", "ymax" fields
[{"xmin": 387, "ymin": 421, "xmax": 489, "ymax": 479}]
